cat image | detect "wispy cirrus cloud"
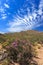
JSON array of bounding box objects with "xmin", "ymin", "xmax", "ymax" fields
[
  {"xmin": 38, "ymin": 0, "xmax": 43, "ymax": 15},
  {"xmin": 4, "ymin": 3, "xmax": 10, "ymax": 8},
  {"xmin": 0, "ymin": 1, "xmax": 10, "ymax": 20},
  {"xmin": 7, "ymin": 0, "xmax": 43, "ymax": 32}
]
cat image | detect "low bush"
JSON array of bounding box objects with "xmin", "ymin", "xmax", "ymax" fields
[{"xmin": 6, "ymin": 40, "xmax": 37, "ymax": 65}]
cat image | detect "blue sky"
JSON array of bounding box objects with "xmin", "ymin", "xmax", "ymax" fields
[{"xmin": 0, "ymin": 0, "xmax": 43, "ymax": 33}]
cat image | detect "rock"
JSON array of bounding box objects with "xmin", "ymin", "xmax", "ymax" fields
[
  {"xmin": 14, "ymin": 63, "xmax": 20, "ymax": 65},
  {"xmin": 0, "ymin": 48, "xmax": 8, "ymax": 61}
]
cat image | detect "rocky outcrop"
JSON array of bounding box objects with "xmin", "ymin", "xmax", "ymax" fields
[{"xmin": 0, "ymin": 49, "xmax": 8, "ymax": 61}]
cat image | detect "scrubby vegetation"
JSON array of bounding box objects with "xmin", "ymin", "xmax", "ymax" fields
[{"xmin": 0, "ymin": 30, "xmax": 43, "ymax": 65}]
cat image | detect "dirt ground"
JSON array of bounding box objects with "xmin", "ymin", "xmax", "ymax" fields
[{"xmin": 33, "ymin": 46, "xmax": 43, "ymax": 65}]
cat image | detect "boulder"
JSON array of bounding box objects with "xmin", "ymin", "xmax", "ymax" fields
[{"xmin": 0, "ymin": 48, "xmax": 8, "ymax": 61}]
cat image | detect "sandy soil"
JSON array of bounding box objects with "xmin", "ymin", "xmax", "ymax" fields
[{"xmin": 34, "ymin": 47, "xmax": 43, "ymax": 65}]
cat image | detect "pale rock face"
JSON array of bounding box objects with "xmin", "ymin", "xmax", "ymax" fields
[
  {"xmin": 14, "ymin": 63, "xmax": 20, "ymax": 65},
  {"xmin": 0, "ymin": 46, "xmax": 8, "ymax": 61},
  {"xmin": 0, "ymin": 55, "xmax": 2, "ymax": 60}
]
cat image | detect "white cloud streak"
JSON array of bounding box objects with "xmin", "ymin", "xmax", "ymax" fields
[
  {"xmin": 7, "ymin": 0, "xmax": 43, "ymax": 32},
  {"xmin": 38, "ymin": 0, "xmax": 43, "ymax": 15},
  {"xmin": 4, "ymin": 3, "xmax": 9, "ymax": 8},
  {"xmin": 0, "ymin": 7, "xmax": 5, "ymax": 13}
]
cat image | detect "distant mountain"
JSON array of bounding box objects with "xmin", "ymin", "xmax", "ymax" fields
[
  {"xmin": 0, "ymin": 30, "xmax": 43, "ymax": 44},
  {"xmin": 0, "ymin": 34, "xmax": 6, "ymax": 43}
]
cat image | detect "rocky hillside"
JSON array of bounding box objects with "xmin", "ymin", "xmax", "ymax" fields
[{"xmin": 0, "ymin": 30, "xmax": 43, "ymax": 65}]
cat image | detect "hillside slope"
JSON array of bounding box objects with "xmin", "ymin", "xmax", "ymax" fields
[
  {"xmin": 5, "ymin": 30, "xmax": 43, "ymax": 43},
  {"xmin": 0, "ymin": 30, "xmax": 43, "ymax": 65},
  {"xmin": 0, "ymin": 30, "xmax": 43, "ymax": 44}
]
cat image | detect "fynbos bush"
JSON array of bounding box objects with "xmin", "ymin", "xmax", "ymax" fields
[{"xmin": 6, "ymin": 40, "xmax": 37, "ymax": 65}]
